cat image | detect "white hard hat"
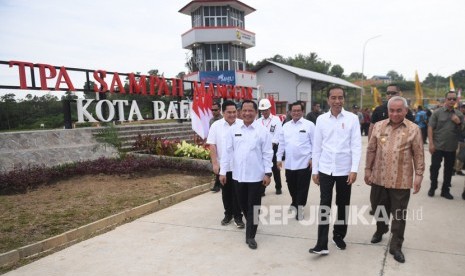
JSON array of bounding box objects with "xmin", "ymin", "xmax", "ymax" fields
[{"xmin": 258, "ymin": 98, "xmax": 271, "ymax": 110}]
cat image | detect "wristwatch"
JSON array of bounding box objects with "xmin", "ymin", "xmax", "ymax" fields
[{"xmin": 265, "ymin": 173, "xmax": 272, "ymax": 177}]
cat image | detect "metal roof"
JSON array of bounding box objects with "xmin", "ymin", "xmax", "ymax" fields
[{"xmin": 264, "ymin": 60, "xmax": 361, "ymax": 89}]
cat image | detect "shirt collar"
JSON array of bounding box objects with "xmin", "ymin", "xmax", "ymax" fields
[
  {"xmin": 290, "ymin": 117, "xmax": 304, "ymax": 124},
  {"xmin": 239, "ymin": 119, "xmax": 259, "ymax": 129},
  {"xmin": 387, "ymin": 119, "xmax": 407, "ymax": 128},
  {"xmin": 261, "ymin": 115, "xmax": 272, "ymax": 121},
  {"xmin": 328, "ymin": 108, "xmax": 347, "ymax": 118},
  {"xmin": 223, "ymin": 118, "xmax": 241, "ymax": 126}
]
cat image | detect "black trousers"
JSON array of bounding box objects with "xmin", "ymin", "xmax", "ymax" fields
[
  {"xmin": 222, "ymin": 172, "xmax": 242, "ymax": 219},
  {"xmin": 371, "ymin": 185, "xmax": 410, "ymax": 251},
  {"xmin": 430, "ymin": 150, "xmax": 455, "ymax": 193},
  {"xmin": 316, "ymin": 172, "xmax": 352, "ymax": 247},
  {"xmin": 235, "ymin": 181, "xmax": 265, "ymax": 240},
  {"xmin": 271, "ymin": 144, "xmax": 282, "ymax": 190},
  {"xmin": 420, "ymin": 127, "xmax": 427, "ymax": 144},
  {"xmin": 285, "ymin": 167, "xmax": 311, "ymax": 209}
]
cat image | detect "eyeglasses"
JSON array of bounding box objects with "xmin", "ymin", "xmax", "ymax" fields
[
  {"xmin": 386, "ymin": 91, "xmax": 398, "ymax": 95},
  {"xmin": 211, "ymin": 109, "xmax": 219, "ymax": 111},
  {"xmin": 447, "ymin": 98, "xmax": 457, "ymax": 101}
]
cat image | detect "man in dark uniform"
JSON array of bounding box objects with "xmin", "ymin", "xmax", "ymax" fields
[
  {"xmin": 368, "ymin": 84, "xmax": 414, "ymax": 215},
  {"xmin": 305, "ymin": 103, "xmax": 322, "ymax": 124},
  {"xmin": 369, "ymin": 84, "xmax": 414, "ymax": 138}
]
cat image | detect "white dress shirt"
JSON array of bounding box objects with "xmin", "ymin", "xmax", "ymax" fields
[
  {"xmin": 220, "ymin": 120, "xmax": 273, "ymax": 182},
  {"xmin": 258, "ymin": 114, "xmax": 283, "ymax": 144},
  {"xmin": 206, "ymin": 118, "xmax": 242, "ymax": 172},
  {"xmin": 276, "ymin": 117, "xmax": 315, "ymax": 170},
  {"xmin": 312, "ymin": 108, "xmax": 362, "ymax": 176}
]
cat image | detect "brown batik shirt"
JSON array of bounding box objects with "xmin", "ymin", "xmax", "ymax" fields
[{"xmin": 365, "ymin": 118, "xmax": 425, "ymax": 189}]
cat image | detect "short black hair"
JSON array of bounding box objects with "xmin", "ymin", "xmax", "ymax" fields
[
  {"xmin": 241, "ymin": 99, "xmax": 257, "ymax": 111},
  {"xmin": 445, "ymin": 91, "xmax": 457, "ymax": 98},
  {"xmin": 387, "ymin": 83, "xmax": 400, "ymax": 91},
  {"xmin": 222, "ymin": 100, "xmax": 236, "ymax": 112},
  {"xmin": 290, "ymin": 101, "xmax": 303, "ymax": 111},
  {"xmin": 326, "ymin": 85, "xmax": 346, "ymax": 98}
]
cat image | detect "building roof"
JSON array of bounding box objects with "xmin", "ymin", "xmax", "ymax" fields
[
  {"xmin": 372, "ymin": 75, "xmax": 391, "ymax": 80},
  {"xmin": 179, "ymin": 0, "xmax": 256, "ymax": 15},
  {"xmin": 257, "ymin": 60, "xmax": 361, "ymax": 90}
]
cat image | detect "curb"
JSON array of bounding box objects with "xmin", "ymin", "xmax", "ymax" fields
[{"xmin": 0, "ymin": 182, "xmax": 212, "ymax": 268}]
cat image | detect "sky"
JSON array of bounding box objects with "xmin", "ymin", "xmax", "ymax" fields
[{"xmin": 0, "ymin": 0, "xmax": 464, "ymax": 98}]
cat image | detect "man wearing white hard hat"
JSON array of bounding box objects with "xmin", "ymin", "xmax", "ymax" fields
[{"xmin": 258, "ymin": 98, "xmax": 283, "ymax": 195}]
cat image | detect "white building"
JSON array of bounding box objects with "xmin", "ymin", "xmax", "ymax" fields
[{"xmin": 254, "ymin": 60, "xmax": 361, "ymax": 114}]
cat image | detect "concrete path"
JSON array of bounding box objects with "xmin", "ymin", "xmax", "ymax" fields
[{"xmin": 4, "ymin": 137, "xmax": 465, "ymax": 275}]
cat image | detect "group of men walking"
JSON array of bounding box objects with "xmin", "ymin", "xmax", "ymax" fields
[{"xmin": 205, "ymin": 83, "xmax": 462, "ymax": 264}]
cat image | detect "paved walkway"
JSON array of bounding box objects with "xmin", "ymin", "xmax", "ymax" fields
[{"xmin": 4, "ymin": 137, "xmax": 465, "ymax": 275}]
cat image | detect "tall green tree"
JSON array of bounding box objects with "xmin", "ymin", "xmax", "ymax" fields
[
  {"xmin": 386, "ymin": 70, "xmax": 405, "ymax": 82},
  {"xmin": 329, "ymin": 64, "xmax": 344, "ymax": 78}
]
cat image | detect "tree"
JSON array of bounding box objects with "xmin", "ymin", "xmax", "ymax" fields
[
  {"xmin": 346, "ymin": 72, "xmax": 366, "ymax": 81},
  {"xmin": 83, "ymin": 81, "xmax": 96, "ymax": 99},
  {"xmin": 386, "ymin": 70, "xmax": 405, "ymax": 82},
  {"xmin": 0, "ymin": 94, "xmax": 17, "ymax": 130},
  {"xmin": 329, "ymin": 64, "xmax": 344, "ymax": 78},
  {"xmin": 452, "ymin": 70, "xmax": 465, "ymax": 90},
  {"xmin": 287, "ymin": 52, "xmax": 331, "ymax": 74},
  {"xmin": 61, "ymin": 91, "xmax": 78, "ymax": 101}
]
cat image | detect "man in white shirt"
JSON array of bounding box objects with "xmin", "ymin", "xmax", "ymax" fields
[
  {"xmin": 207, "ymin": 100, "xmax": 245, "ymax": 229},
  {"xmin": 220, "ymin": 100, "xmax": 273, "ymax": 250},
  {"xmin": 258, "ymin": 98, "xmax": 283, "ymax": 195},
  {"xmin": 309, "ymin": 86, "xmax": 362, "ymax": 255},
  {"xmin": 277, "ymin": 102, "xmax": 315, "ymax": 220}
]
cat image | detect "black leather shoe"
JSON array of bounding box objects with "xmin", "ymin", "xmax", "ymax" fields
[
  {"xmin": 427, "ymin": 189, "xmax": 435, "ymax": 197},
  {"xmin": 246, "ymin": 238, "xmax": 257, "ymax": 249},
  {"xmin": 390, "ymin": 249, "xmax": 405, "ymax": 263},
  {"xmin": 440, "ymin": 192, "xmax": 454, "ymax": 200},
  {"xmin": 457, "ymin": 171, "xmax": 465, "ymax": 176},
  {"xmin": 371, "ymin": 233, "xmax": 383, "ymax": 244}
]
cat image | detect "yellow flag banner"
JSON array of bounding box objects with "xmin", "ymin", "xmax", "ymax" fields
[
  {"xmin": 414, "ymin": 71, "xmax": 423, "ymax": 108},
  {"xmin": 450, "ymin": 77, "xmax": 455, "ymax": 91},
  {"xmin": 372, "ymin": 87, "xmax": 382, "ymax": 106}
]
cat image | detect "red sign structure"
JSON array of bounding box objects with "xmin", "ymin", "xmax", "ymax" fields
[{"xmin": 1, "ymin": 60, "xmax": 254, "ymax": 100}]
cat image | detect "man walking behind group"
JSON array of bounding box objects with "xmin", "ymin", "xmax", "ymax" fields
[
  {"xmin": 277, "ymin": 102, "xmax": 315, "ymax": 220},
  {"xmin": 428, "ymin": 91, "xmax": 464, "ymax": 199},
  {"xmin": 414, "ymin": 105, "xmax": 428, "ymax": 144},
  {"xmin": 220, "ymin": 100, "xmax": 273, "ymax": 250},
  {"xmin": 365, "ymin": 96, "xmax": 424, "ymax": 263},
  {"xmin": 309, "ymin": 86, "xmax": 362, "ymax": 254},
  {"xmin": 207, "ymin": 101, "xmax": 244, "ymax": 228},
  {"xmin": 258, "ymin": 98, "xmax": 283, "ymax": 195},
  {"xmin": 209, "ymin": 102, "xmax": 223, "ymax": 192},
  {"xmin": 305, "ymin": 102, "xmax": 323, "ymax": 124}
]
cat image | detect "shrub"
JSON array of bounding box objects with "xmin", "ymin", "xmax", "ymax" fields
[
  {"xmin": 174, "ymin": 141, "xmax": 210, "ymax": 160},
  {"xmin": 132, "ymin": 134, "xmax": 179, "ymax": 156},
  {"xmin": 0, "ymin": 155, "xmax": 210, "ymax": 195}
]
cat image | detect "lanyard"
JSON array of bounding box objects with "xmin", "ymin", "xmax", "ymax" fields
[{"xmin": 262, "ymin": 116, "xmax": 272, "ymax": 128}]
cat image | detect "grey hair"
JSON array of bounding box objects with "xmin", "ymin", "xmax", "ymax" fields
[{"xmin": 387, "ymin": 96, "xmax": 408, "ymax": 109}]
